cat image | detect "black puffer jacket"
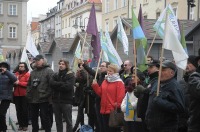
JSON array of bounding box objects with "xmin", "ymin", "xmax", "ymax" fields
[
  {"xmin": 146, "ymin": 78, "xmax": 185, "ymax": 129},
  {"xmin": 188, "ymin": 72, "xmax": 200, "ymax": 132},
  {"xmin": 50, "ymin": 69, "xmax": 75, "ymax": 104}
]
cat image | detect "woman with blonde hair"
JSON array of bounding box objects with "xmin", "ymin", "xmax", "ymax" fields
[{"xmin": 92, "ymin": 64, "xmax": 125, "ymax": 132}]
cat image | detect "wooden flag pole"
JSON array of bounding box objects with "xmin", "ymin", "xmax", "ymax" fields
[
  {"xmin": 133, "ymin": 39, "xmax": 137, "ymax": 86},
  {"xmin": 146, "ymin": 32, "xmax": 157, "ymax": 57},
  {"xmin": 81, "ymin": 33, "xmax": 88, "ymax": 60},
  {"xmin": 94, "ymin": 50, "xmax": 103, "ymax": 80},
  {"xmin": 156, "ymin": 47, "xmax": 164, "ymax": 96}
]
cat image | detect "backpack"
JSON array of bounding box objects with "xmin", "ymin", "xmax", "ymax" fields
[{"xmin": 80, "ymin": 125, "xmax": 93, "ymax": 132}]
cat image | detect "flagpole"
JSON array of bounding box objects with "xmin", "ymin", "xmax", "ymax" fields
[
  {"xmin": 146, "ymin": 32, "xmax": 157, "ymax": 57},
  {"xmin": 157, "ymin": 47, "xmax": 164, "ymax": 96},
  {"xmin": 94, "ymin": 50, "xmax": 103, "ymax": 80},
  {"xmin": 133, "ymin": 39, "xmax": 137, "ymax": 86},
  {"xmin": 157, "ymin": 13, "xmax": 168, "ymax": 96}
]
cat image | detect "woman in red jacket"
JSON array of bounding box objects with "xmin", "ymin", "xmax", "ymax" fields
[
  {"xmin": 92, "ymin": 64, "xmax": 125, "ymax": 132},
  {"xmin": 13, "ymin": 62, "xmax": 30, "ymax": 131}
]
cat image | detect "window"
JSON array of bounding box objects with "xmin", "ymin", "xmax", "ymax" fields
[
  {"xmin": 9, "ymin": 4, "xmax": 17, "ymax": 15},
  {"xmin": 190, "ymin": 7, "xmax": 194, "ymax": 20},
  {"xmin": 69, "ymin": 18, "xmax": 70, "ymax": 26},
  {"xmin": 105, "ymin": 0, "xmax": 109, "ymax": 13},
  {"xmin": 105, "ymin": 21, "xmax": 109, "ymax": 31},
  {"xmin": 156, "ymin": 12, "xmax": 160, "ymax": 19},
  {"xmin": 114, "ymin": 0, "xmax": 118, "ymax": 10},
  {"xmin": 62, "ymin": 20, "xmax": 64, "ymax": 28},
  {"xmin": 113, "ymin": 18, "xmax": 117, "ymax": 28},
  {"xmin": 65, "ymin": 19, "xmax": 67, "ymax": 28},
  {"xmin": 133, "ymin": 0, "xmax": 136, "ymax": 7},
  {"xmin": 8, "ymin": 25, "xmax": 17, "ymax": 38},
  {"xmin": 173, "ymin": 7, "xmax": 177, "ymax": 17},
  {"xmin": 0, "ymin": 3, "xmax": 3, "ymax": 14},
  {"xmin": 122, "ymin": 0, "xmax": 126, "ymax": 7},
  {"xmin": 144, "ymin": 15, "xmax": 147, "ymax": 19}
]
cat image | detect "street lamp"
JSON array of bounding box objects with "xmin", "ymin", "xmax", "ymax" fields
[{"xmin": 72, "ymin": 17, "xmax": 89, "ymax": 32}]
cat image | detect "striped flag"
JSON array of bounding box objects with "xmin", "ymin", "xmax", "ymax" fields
[
  {"xmin": 132, "ymin": 7, "xmax": 145, "ymax": 39},
  {"xmin": 117, "ymin": 17, "xmax": 129, "ymax": 55}
]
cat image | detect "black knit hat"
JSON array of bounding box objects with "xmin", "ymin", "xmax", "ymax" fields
[{"xmin": 188, "ymin": 55, "xmax": 198, "ymax": 68}]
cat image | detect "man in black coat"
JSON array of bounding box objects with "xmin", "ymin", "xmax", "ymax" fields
[
  {"xmin": 50, "ymin": 58, "xmax": 75, "ymax": 132},
  {"xmin": 138, "ymin": 60, "xmax": 185, "ymax": 132},
  {"xmin": 188, "ymin": 55, "xmax": 200, "ymax": 132}
]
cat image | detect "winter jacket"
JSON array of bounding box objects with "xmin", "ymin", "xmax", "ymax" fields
[
  {"xmin": 0, "ymin": 62, "xmax": 17, "ymax": 100},
  {"xmin": 188, "ymin": 72, "xmax": 200, "ymax": 132},
  {"xmin": 26, "ymin": 65, "xmax": 54, "ymax": 103},
  {"xmin": 50, "ymin": 69, "xmax": 75, "ymax": 104},
  {"xmin": 146, "ymin": 78, "xmax": 185, "ymax": 129},
  {"xmin": 13, "ymin": 71, "xmax": 30, "ymax": 96},
  {"xmin": 92, "ymin": 79, "xmax": 125, "ymax": 114}
]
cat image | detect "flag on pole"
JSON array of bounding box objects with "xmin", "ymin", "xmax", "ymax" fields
[
  {"xmin": 86, "ymin": 3, "xmax": 101, "ymax": 61},
  {"xmin": 20, "ymin": 47, "xmax": 32, "ymax": 71},
  {"xmin": 163, "ymin": 13, "xmax": 188, "ymax": 70},
  {"xmin": 153, "ymin": 4, "xmax": 180, "ymax": 39},
  {"xmin": 180, "ymin": 24, "xmax": 188, "ymax": 54},
  {"xmin": 136, "ymin": 4, "xmax": 147, "ymax": 72},
  {"xmin": 51, "ymin": 61, "xmax": 54, "ymax": 71},
  {"xmin": 132, "ymin": 7, "xmax": 145, "ymax": 39},
  {"xmin": 104, "ymin": 30, "xmax": 123, "ymax": 66},
  {"xmin": 26, "ymin": 31, "xmax": 39, "ymax": 57},
  {"xmin": 117, "ymin": 17, "xmax": 129, "ymax": 55},
  {"xmin": 75, "ymin": 40, "xmax": 82, "ymax": 59}
]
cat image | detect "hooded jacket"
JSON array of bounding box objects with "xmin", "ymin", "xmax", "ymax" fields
[
  {"xmin": 26, "ymin": 64, "xmax": 54, "ymax": 103},
  {"xmin": 0, "ymin": 62, "xmax": 17, "ymax": 100}
]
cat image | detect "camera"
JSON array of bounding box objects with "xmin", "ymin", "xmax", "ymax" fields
[{"xmin": 32, "ymin": 78, "xmax": 40, "ymax": 88}]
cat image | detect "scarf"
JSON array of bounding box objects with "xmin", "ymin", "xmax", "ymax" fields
[{"xmin": 105, "ymin": 73, "xmax": 121, "ymax": 82}]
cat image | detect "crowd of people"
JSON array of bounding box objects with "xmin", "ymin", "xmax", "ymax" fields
[{"xmin": 0, "ymin": 54, "xmax": 200, "ymax": 132}]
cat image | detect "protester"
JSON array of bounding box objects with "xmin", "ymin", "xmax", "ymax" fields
[
  {"xmin": 26, "ymin": 55, "xmax": 54, "ymax": 132},
  {"xmin": 50, "ymin": 58, "xmax": 75, "ymax": 132},
  {"xmin": 92, "ymin": 64, "xmax": 125, "ymax": 132},
  {"xmin": 120, "ymin": 60, "xmax": 133, "ymax": 86},
  {"xmin": 79, "ymin": 59, "xmax": 110, "ymax": 132},
  {"xmin": 178, "ymin": 55, "xmax": 198, "ymax": 132},
  {"xmin": 144, "ymin": 60, "xmax": 185, "ymax": 132},
  {"xmin": 0, "ymin": 62, "xmax": 17, "ymax": 132},
  {"xmin": 188, "ymin": 56, "xmax": 200, "ymax": 132},
  {"xmin": 73, "ymin": 64, "xmax": 87, "ymax": 132},
  {"xmin": 133, "ymin": 60, "xmax": 159, "ymax": 132},
  {"xmin": 121, "ymin": 71, "xmax": 145, "ymax": 132},
  {"xmin": 13, "ymin": 62, "xmax": 30, "ymax": 131}
]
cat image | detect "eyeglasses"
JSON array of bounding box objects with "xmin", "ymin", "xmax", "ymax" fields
[
  {"xmin": 100, "ymin": 65, "xmax": 106, "ymax": 67},
  {"xmin": 19, "ymin": 66, "xmax": 24, "ymax": 67}
]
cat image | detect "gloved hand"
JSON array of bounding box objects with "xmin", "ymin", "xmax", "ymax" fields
[{"xmin": 134, "ymin": 85, "xmax": 145, "ymax": 97}]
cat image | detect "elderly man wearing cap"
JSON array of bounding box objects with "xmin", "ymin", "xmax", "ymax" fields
[
  {"xmin": 143, "ymin": 60, "xmax": 185, "ymax": 132},
  {"xmin": 0, "ymin": 62, "xmax": 17, "ymax": 132},
  {"xmin": 134, "ymin": 59, "xmax": 159, "ymax": 132},
  {"xmin": 26, "ymin": 55, "xmax": 54, "ymax": 132},
  {"xmin": 187, "ymin": 56, "xmax": 200, "ymax": 132}
]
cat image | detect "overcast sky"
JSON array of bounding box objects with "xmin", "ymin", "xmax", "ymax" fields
[{"xmin": 27, "ymin": 0, "xmax": 58, "ymax": 22}]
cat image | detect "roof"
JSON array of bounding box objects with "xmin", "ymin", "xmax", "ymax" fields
[
  {"xmin": 88, "ymin": 0, "xmax": 101, "ymax": 3},
  {"xmin": 53, "ymin": 38, "xmax": 74, "ymax": 52},
  {"xmin": 111, "ymin": 18, "xmax": 195, "ymax": 41},
  {"xmin": 39, "ymin": 41, "xmax": 52, "ymax": 53},
  {"xmin": 185, "ymin": 19, "xmax": 200, "ymax": 40},
  {"xmin": 31, "ymin": 22, "xmax": 39, "ymax": 31}
]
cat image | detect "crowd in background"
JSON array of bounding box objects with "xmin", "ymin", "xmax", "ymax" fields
[{"xmin": 0, "ymin": 54, "xmax": 200, "ymax": 132}]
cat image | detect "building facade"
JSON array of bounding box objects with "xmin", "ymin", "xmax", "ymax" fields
[
  {"xmin": 0, "ymin": 0, "xmax": 28, "ymax": 57},
  {"xmin": 102, "ymin": 0, "xmax": 199, "ymax": 32}
]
